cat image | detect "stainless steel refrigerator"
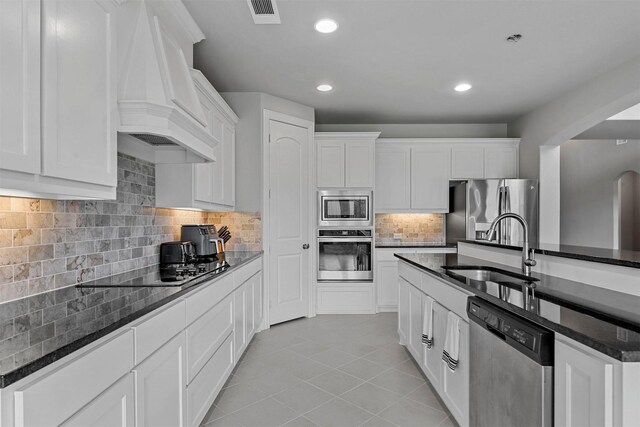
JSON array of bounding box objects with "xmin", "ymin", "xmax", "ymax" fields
[{"xmin": 447, "ymin": 179, "xmax": 539, "ymax": 246}]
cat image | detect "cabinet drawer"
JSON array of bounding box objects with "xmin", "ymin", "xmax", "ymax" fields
[
  {"xmin": 187, "ymin": 334, "xmax": 234, "ymax": 427},
  {"xmin": 422, "ymin": 274, "xmax": 471, "ymax": 321},
  {"xmin": 233, "ymin": 258, "xmax": 262, "ymax": 287},
  {"xmin": 186, "ymin": 294, "xmax": 234, "ymax": 383},
  {"xmin": 186, "ymin": 273, "xmax": 234, "ymax": 325},
  {"xmin": 14, "ymin": 330, "xmax": 134, "ymax": 427},
  {"xmin": 133, "ymin": 300, "xmax": 186, "ymax": 364},
  {"xmin": 398, "ymin": 262, "xmax": 422, "ymax": 287}
]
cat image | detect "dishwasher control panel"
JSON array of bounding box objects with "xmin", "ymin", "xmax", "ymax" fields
[{"xmin": 467, "ymin": 296, "xmax": 554, "ymax": 365}]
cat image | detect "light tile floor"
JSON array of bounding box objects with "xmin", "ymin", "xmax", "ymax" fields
[{"xmin": 201, "ymin": 313, "xmax": 456, "ymax": 427}]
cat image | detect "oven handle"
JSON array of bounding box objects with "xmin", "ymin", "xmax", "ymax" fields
[{"xmin": 317, "ymin": 237, "xmax": 373, "ymax": 243}]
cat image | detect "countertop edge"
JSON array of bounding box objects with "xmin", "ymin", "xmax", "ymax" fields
[
  {"xmin": 394, "ymin": 253, "xmax": 640, "ymax": 363},
  {"xmin": 0, "ymin": 251, "xmax": 263, "ymax": 388},
  {"xmin": 459, "ymin": 240, "xmax": 640, "ymax": 269}
]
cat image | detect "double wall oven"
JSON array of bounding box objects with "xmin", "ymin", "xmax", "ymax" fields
[{"xmin": 317, "ymin": 190, "xmax": 373, "ymax": 282}]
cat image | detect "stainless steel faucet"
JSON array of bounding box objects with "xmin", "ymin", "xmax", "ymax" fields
[{"xmin": 486, "ymin": 213, "xmax": 537, "ymax": 276}]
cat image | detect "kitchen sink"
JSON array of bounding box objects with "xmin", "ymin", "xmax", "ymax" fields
[{"xmin": 442, "ymin": 266, "xmax": 539, "ymax": 283}]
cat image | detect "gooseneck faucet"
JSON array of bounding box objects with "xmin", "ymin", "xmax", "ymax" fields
[{"xmin": 486, "ymin": 213, "xmax": 537, "ymax": 276}]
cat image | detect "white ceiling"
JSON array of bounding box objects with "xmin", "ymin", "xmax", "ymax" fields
[
  {"xmin": 608, "ymin": 103, "xmax": 640, "ymax": 120},
  {"xmin": 184, "ymin": 0, "xmax": 640, "ymax": 124}
]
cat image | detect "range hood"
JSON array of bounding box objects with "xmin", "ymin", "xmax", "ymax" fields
[{"xmin": 116, "ymin": 0, "xmax": 216, "ymax": 163}]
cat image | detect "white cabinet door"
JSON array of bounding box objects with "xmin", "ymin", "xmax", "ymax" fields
[
  {"xmin": 411, "ymin": 147, "xmax": 450, "ymax": 212},
  {"xmin": 375, "ymin": 145, "xmax": 411, "ymax": 210},
  {"xmin": 398, "ymin": 278, "xmax": 410, "ymax": 345},
  {"xmin": 62, "ymin": 374, "xmax": 135, "ymax": 427},
  {"xmin": 222, "ymin": 122, "xmax": 236, "ymax": 206},
  {"xmin": 345, "ymin": 141, "xmax": 374, "ymax": 187},
  {"xmin": 484, "ymin": 146, "xmax": 518, "ymax": 179},
  {"xmin": 376, "ymin": 260, "xmax": 399, "ymax": 311},
  {"xmin": 194, "ymin": 162, "xmax": 214, "ymax": 205},
  {"xmin": 0, "ymin": 0, "xmax": 40, "ymax": 174},
  {"xmin": 233, "ymin": 283, "xmax": 248, "ymax": 362},
  {"xmin": 317, "ymin": 141, "xmax": 345, "ymax": 187},
  {"xmin": 253, "ymin": 272, "xmax": 263, "ymax": 330},
  {"xmin": 407, "ymin": 283, "xmax": 423, "ymax": 362},
  {"xmin": 451, "ymin": 147, "xmax": 484, "ymax": 179},
  {"xmin": 41, "ymin": 0, "xmax": 117, "ymax": 186},
  {"xmin": 134, "ymin": 333, "xmax": 186, "ymax": 427},
  {"xmin": 555, "ymin": 339, "xmax": 614, "ymax": 427},
  {"xmin": 441, "ymin": 318, "xmax": 469, "ymax": 427},
  {"xmin": 423, "ymin": 301, "xmax": 446, "ymax": 392},
  {"xmin": 246, "ymin": 280, "xmax": 256, "ymax": 341}
]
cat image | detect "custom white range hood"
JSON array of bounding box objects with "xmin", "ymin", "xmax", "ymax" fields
[{"xmin": 117, "ymin": 0, "xmax": 216, "ymax": 163}]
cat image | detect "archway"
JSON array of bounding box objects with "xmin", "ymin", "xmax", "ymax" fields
[{"xmin": 614, "ymin": 170, "xmax": 640, "ymax": 250}]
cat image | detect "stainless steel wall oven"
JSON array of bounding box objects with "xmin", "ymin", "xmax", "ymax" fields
[{"xmin": 317, "ymin": 229, "xmax": 373, "ymax": 282}]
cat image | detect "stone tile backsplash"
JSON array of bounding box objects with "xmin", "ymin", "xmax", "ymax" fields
[
  {"xmin": 0, "ymin": 153, "xmax": 261, "ymax": 304},
  {"xmin": 375, "ymin": 213, "xmax": 445, "ymax": 244}
]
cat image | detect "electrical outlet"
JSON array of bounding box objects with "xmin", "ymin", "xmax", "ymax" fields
[{"xmin": 393, "ymin": 233, "xmax": 403, "ymax": 240}]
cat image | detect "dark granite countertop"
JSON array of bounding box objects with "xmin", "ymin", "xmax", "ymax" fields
[
  {"xmin": 0, "ymin": 251, "xmax": 262, "ymax": 388},
  {"xmin": 460, "ymin": 239, "xmax": 640, "ymax": 269},
  {"xmin": 395, "ymin": 252, "xmax": 640, "ymax": 362},
  {"xmin": 376, "ymin": 242, "xmax": 457, "ymax": 249}
]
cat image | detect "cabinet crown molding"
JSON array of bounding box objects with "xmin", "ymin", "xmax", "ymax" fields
[
  {"xmin": 377, "ymin": 138, "xmax": 520, "ymax": 146},
  {"xmin": 315, "ymin": 132, "xmax": 381, "ymax": 141}
]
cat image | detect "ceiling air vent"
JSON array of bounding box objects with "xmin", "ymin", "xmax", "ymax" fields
[{"xmin": 247, "ymin": 0, "xmax": 281, "ymax": 24}]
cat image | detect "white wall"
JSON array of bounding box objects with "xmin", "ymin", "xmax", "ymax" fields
[
  {"xmin": 560, "ymin": 139, "xmax": 640, "ymax": 248},
  {"xmin": 315, "ymin": 123, "xmax": 507, "ymax": 138}
]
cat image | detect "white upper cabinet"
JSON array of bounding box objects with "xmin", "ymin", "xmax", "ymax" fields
[
  {"xmin": 156, "ymin": 70, "xmax": 238, "ymax": 211},
  {"xmin": 41, "ymin": 0, "xmax": 118, "ymax": 187},
  {"xmin": 0, "ymin": 0, "xmax": 40, "ymax": 175},
  {"xmin": 450, "ymin": 141, "xmax": 519, "ymax": 179},
  {"xmin": 316, "ymin": 132, "xmax": 379, "ymax": 188},
  {"xmin": 0, "ymin": 0, "xmax": 119, "ymax": 199},
  {"xmin": 411, "ymin": 147, "xmax": 450, "ymax": 212},
  {"xmin": 376, "ymin": 139, "xmax": 519, "ymax": 213}
]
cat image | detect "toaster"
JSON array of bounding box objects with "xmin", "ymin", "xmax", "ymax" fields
[
  {"xmin": 181, "ymin": 224, "xmax": 222, "ymax": 258},
  {"xmin": 159, "ymin": 241, "xmax": 196, "ymax": 265}
]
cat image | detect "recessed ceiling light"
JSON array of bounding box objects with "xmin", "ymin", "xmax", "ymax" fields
[
  {"xmin": 315, "ymin": 19, "xmax": 338, "ymax": 34},
  {"xmin": 316, "ymin": 84, "xmax": 333, "ymax": 92},
  {"xmin": 454, "ymin": 83, "xmax": 472, "ymax": 92}
]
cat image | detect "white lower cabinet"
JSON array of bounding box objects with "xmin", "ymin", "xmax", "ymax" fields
[
  {"xmin": 234, "ymin": 281, "xmax": 248, "ymax": 362},
  {"xmin": 62, "ymin": 374, "xmax": 135, "ymax": 427},
  {"xmin": 316, "ymin": 284, "xmax": 375, "ymax": 314},
  {"xmin": 134, "ymin": 333, "xmax": 186, "ymax": 427},
  {"xmin": 555, "ymin": 338, "xmax": 614, "ymax": 427},
  {"xmin": 397, "ymin": 260, "xmax": 470, "ymax": 427},
  {"xmin": 187, "ymin": 335, "xmax": 234, "ymax": 427}
]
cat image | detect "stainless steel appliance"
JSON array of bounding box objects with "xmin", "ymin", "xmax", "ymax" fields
[
  {"xmin": 317, "ymin": 229, "xmax": 373, "ymax": 281},
  {"xmin": 447, "ymin": 179, "xmax": 539, "ymax": 246},
  {"xmin": 318, "ymin": 190, "xmax": 372, "ymax": 227},
  {"xmin": 181, "ymin": 224, "xmax": 224, "ymax": 260},
  {"xmin": 467, "ymin": 296, "xmax": 553, "ymax": 427}
]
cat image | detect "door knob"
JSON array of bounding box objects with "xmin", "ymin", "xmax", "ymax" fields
[{"xmin": 302, "ymin": 244, "xmax": 310, "ymax": 249}]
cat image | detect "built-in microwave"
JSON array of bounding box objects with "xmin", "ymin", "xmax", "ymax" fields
[{"xmin": 318, "ymin": 190, "xmax": 373, "ymax": 227}]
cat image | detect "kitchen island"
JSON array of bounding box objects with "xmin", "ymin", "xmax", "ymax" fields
[{"xmin": 395, "ymin": 245, "xmax": 640, "ymax": 427}]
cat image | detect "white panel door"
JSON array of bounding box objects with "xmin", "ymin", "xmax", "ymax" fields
[
  {"xmin": 134, "ymin": 334, "xmax": 186, "ymax": 427},
  {"xmin": 233, "ymin": 283, "xmax": 247, "ymax": 362},
  {"xmin": 345, "ymin": 142, "xmax": 374, "ymax": 187},
  {"xmin": 375, "ymin": 145, "xmax": 411, "ymax": 210},
  {"xmin": 451, "ymin": 147, "xmax": 484, "ymax": 179},
  {"xmin": 0, "ymin": 0, "xmax": 40, "ymax": 174},
  {"xmin": 269, "ymin": 119, "xmax": 310, "ymax": 325},
  {"xmin": 41, "ymin": 0, "xmax": 117, "ymax": 186},
  {"xmin": 555, "ymin": 339, "xmax": 614, "ymax": 427},
  {"xmin": 411, "ymin": 147, "xmax": 450, "ymax": 211},
  {"xmin": 484, "ymin": 146, "xmax": 518, "ymax": 179},
  {"xmin": 376, "ymin": 260, "xmax": 399, "ymax": 310},
  {"xmin": 317, "ymin": 141, "xmax": 345, "ymax": 187},
  {"xmin": 407, "ymin": 284, "xmax": 424, "ymax": 362},
  {"xmin": 62, "ymin": 374, "xmax": 135, "ymax": 427},
  {"xmin": 423, "ymin": 301, "xmax": 446, "ymax": 392},
  {"xmin": 398, "ymin": 278, "xmax": 410, "ymax": 345},
  {"xmin": 441, "ymin": 318, "xmax": 469, "ymax": 427}
]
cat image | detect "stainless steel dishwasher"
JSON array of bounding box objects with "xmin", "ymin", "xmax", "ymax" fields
[{"xmin": 467, "ymin": 296, "xmax": 554, "ymax": 427}]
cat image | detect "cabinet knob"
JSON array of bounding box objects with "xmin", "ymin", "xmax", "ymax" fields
[{"xmin": 302, "ymin": 244, "xmax": 310, "ymax": 250}]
